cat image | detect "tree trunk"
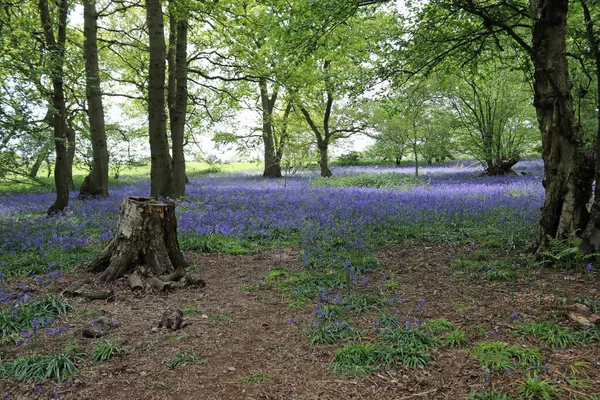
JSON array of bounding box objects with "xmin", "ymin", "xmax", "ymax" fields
[
  {"xmin": 39, "ymin": 0, "xmax": 70, "ymax": 215},
  {"xmin": 580, "ymin": 0, "xmax": 600, "ymax": 253},
  {"xmin": 147, "ymin": 0, "xmax": 171, "ymax": 198},
  {"xmin": 87, "ymin": 197, "xmax": 188, "ymax": 282},
  {"xmin": 28, "ymin": 140, "xmax": 53, "ymax": 178},
  {"xmin": 66, "ymin": 122, "xmax": 76, "ymax": 189},
  {"xmin": 318, "ymin": 143, "xmax": 332, "ymax": 177},
  {"xmin": 486, "ymin": 156, "xmax": 520, "ymax": 176},
  {"xmin": 531, "ymin": 0, "xmax": 594, "ymax": 253},
  {"xmin": 259, "ymin": 78, "xmax": 282, "ymax": 178},
  {"xmin": 169, "ymin": 10, "xmax": 187, "ymax": 197},
  {"xmin": 79, "ymin": 0, "xmax": 109, "ymax": 200}
]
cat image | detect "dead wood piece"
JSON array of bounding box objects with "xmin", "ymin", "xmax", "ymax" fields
[
  {"xmin": 78, "ymin": 287, "xmax": 115, "ymax": 301},
  {"xmin": 185, "ymin": 273, "xmax": 206, "ymax": 288},
  {"xmin": 149, "ymin": 276, "xmax": 173, "ymax": 292},
  {"xmin": 62, "ymin": 280, "xmax": 90, "ymax": 297},
  {"xmin": 63, "ymin": 280, "xmax": 114, "ymax": 301},
  {"xmin": 158, "ymin": 309, "xmax": 184, "ymax": 330},
  {"xmin": 128, "ymin": 273, "xmax": 145, "ymax": 292},
  {"xmin": 159, "ymin": 266, "xmax": 186, "ymax": 282}
]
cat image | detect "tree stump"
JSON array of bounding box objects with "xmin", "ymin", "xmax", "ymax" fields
[{"xmin": 88, "ymin": 197, "xmax": 188, "ymax": 281}]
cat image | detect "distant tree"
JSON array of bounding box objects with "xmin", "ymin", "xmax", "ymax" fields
[
  {"xmin": 442, "ymin": 65, "xmax": 538, "ymax": 175},
  {"xmin": 79, "ymin": 0, "xmax": 109, "ymax": 199}
]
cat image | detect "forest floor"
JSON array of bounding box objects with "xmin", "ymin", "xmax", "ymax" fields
[{"xmin": 1, "ymin": 241, "xmax": 599, "ymax": 400}]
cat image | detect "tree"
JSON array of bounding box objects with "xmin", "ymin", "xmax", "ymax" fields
[
  {"xmin": 167, "ymin": 0, "xmax": 188, "ymax": 197},
  {"xmin": 78, "ymin": 0, "xmax": 109, "ymax": 199},
  {"xmin": 146, "ymin": 0, "xmax": 171, "ymax": 198},
  {"xmin": 38, "ymin": 0, "xmax": 70, "ymax": 214},
  {"xmin": 441, "ymin": 65, "xmax": 538, "ymax": 175},
  {"xmin": 398, "ymin": 0, "xmax": 597, "ymax": 254}
]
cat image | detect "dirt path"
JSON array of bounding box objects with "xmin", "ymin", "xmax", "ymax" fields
[{"xmin": 1, "ymin": 243, "xmax": 599, "ymax": 400}]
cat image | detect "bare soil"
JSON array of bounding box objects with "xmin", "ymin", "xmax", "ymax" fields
[{"xmin": 1, "ymin": 242, "xmax": 599, "ymax": 400}]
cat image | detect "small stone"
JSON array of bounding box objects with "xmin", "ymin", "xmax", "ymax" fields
[
  {"xmin": 227, "ymin": 367, "xmax": 236, "ymax": 372},
  {"xmin": 201, "ymin": 314, "xmax": 209, "ymax": 319},
  {"xmin": 151, "ymin": 327, "xmax": 158, "ymax": 333}
]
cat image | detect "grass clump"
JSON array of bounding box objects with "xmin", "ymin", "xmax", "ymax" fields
[
  {"xmin": 0, "ymin": 294, "xmax": 72, "ymax": 336},
  {"xmin": 425, "ymin": 318, "xmax": 456, "ymax": 334},
  {"xmin": 181, "ymin": 305, "xmax": 199, "ymax": 316},
  {"xmin": 514, "ymin": 321, "xmax": 579, "ymax": 349},
  {"xmin": 469, "ymin": 341, "xmax": 543, "ymax": 372},
  {"xmin": 444, "ymin": 329, "xmax": 469, "ymax": 347},
  {"xmin": 517, "ymin": 374, "xmax": 560, "ymax": 400},
  {"xmin": 90, "ymin": 340, "xmax": 124, "ymax": 363},
  {"xmin": 210, "ymin": 313, "xmax": 233, "ymax": 323},
  {"xmin": 467, "ymin": 390, "xmax": 515, "ymax": 400},
  {"xmin": 164, "ymin": 351, "xmax": 206, "ymax": 369},
  {"xmin": 0, "ymin": 351, "xmax": 84, "ymax": 383},
  {"xmin": 304, "ymin": 321, "xmax": 361, "ymax": 345},
  {"xmin": 238, "ymin": 372, "xmax": 270, "ymax": 384},
  {"xmin": 343, "ymin": 294, "xmax": 390, "ymax": 314}
]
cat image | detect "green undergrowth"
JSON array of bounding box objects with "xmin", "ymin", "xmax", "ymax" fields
[
  {"xmin": 469, "ymin": 341, "xmax": 543, "ymax": 372},
  {"xmin": 0, "ymin": 247, "xmax": 99, "ymax": 278},
  {"xmin": 0, "ymin": 294, "xmax": 72, "ymax": 336},
  {"xmin": 451, "ymin": 254, "xmax": 527, "ymax": 282},
  {"xmin": 179, "ymin": 233, "xmax": 258, "ymax": 254},
  {"xmin": 0, "ymin": 349, "xmax": 84, "ymax": 383},
  {"xmin": 311, "ymin": 173, "xmax": 424, "ymax": 189}
]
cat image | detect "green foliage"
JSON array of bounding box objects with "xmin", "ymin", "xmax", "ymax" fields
[
  {"xmin": 238, "ymin": 372, "xmax": 270, "ymax": 384},
  {"xmin": 452, "ymin": 257, "xmax": 518, "ymax": 281},
  {"xmin": 538, "ymin": 234, "xmax": 595, "ymax": 270},
  {"xmin": 333, "ymin": 152, "xmax": 362, "ymax": 166},
  {"xmin": 517, "ymin": 375, "xmax": 559, "ymax": 400},
  {"xmin": 469, "ymin": 341, "xmax": 543, "ymax": 372},
  {"xmin": 343, "ymin": 295, "xmax": 390, "ymax": 315},
  {"xmin": 0, "ymin": 351, "xmax": 84, "ymax": 383},
  {"xmin": 181, "ymin": 305, "xmax": 199, "ymax": 316},
  {"xmin": 264, "ymin": 265, "xmax": 351, "ymax": 300},
  {"xmin": 332, "ymin": 343, "xmax": 394, "ymax": 375},
  {"xmin": 0, "ymin": 247, "xmax": 98, "ymax": 277},
  {"xmin": 444, "ymin": 329, "xmax": 469, "ymax": 347},
  {"xmin": 303, "ymin": 321, "xmax": 360, "ymax": 345},
  {"xmin": 467, "ymin": 390, "xmax": 515, "ymax": 400},
  {"xmin": 164, "ymin": 351, "xmax": 206, "ymax": 369},
  {"xmin": 514, "ymin": 322, "xmax": 579, "ymax": 349},
  {"xmin": 332, "ymin": 336, "xmax": 433, "ymax": 374},
  {"xmin": 0, "ymin": 294, "xmax": 72, "ymax": 336},
  {"xmin": 179, "ymin": 234, "xmax": 256, "ymax": 255},
  {"xmin": 311, "ymin": 173, "xmax": 423, "ymax": 189},
  {"xmin": 90, "ymin": 340, "xmax": 123, "ymax": 363},
  {"xmin": 210, "ymin": 313, "xmax": 233, "ymax": 323},
  {"xmin": 425, "ymin": 318, "xmax": 456, "ymax": 334}
]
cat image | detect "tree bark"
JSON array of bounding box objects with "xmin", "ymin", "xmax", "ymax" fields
[
  {"xmin": 580, "ymin": 0, "xmax": 600, "ymax": 253},
  {"xmin": 260, "ymin": 78, "xmax": 282, "ymax": 178},
  {"xmin": 530, "ymin": 0, "xmax": 594, "ymax": 253},
  {"xmin": 39, "ymin": 0, "xmax": 70, "ymax": 215},
  {"xmin": 79, "ymin": 0, "xmax": 109, "ymax": 200},
  {"xmin": 147, "ymin": 0, "xmax": 171, "ymax": 198},
  {"xmin": 318, "ymin": 143, "xmax": 332, "ymax": 177},
  {"xmin": 28, "ymin": 140, "xmax": 53, "ymax": 178},
  {"xmin": 87, "ymin": 197, "xmax": 188, "ymax": 282},
  {"xmin": 169, "ymin": 8, "xmax": 187, "ymax": 197}
]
